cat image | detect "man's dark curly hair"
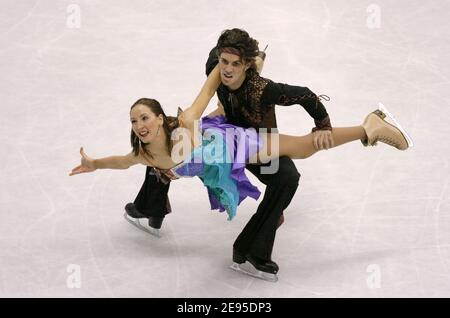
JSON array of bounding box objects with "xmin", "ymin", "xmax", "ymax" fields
[{"xmin": 216, "ymin": 28, "xmax": 259, "ymax": 64}]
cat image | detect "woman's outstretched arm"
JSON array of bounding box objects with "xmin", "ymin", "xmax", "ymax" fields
[
  {"xmin": 181, "ymin": 65, "xmax": 221, "ymax": 121},
  {"xmin": 69, "ymin": 147, "xmax": 143, "ymax": 176}
]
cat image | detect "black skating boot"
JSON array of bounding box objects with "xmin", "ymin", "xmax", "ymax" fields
[
  {"xmin": 148, "ymin": 216, "xmax": 164, "ymax": 229},
  {"xmin": 231, "ymin": 249, "xmax": 279, "ymax": 282},
  {"xmin": 233, "ymin": 249, "xmax": 279, "ymax": 273},
  {"xmin": 124, "ymin": 203, "xmax": 146, "ymax": 218},
  {"xmin": 123, "ymin": 203, "xmax": 163, "ymax": 237}
]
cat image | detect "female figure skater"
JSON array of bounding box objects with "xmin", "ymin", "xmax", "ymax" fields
[{"xmin": 70, "ymin": 64, "xmax": 412, "ymax": 281}]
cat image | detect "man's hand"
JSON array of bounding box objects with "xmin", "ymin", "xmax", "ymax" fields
[{"xmin": 312, "ymin": 130, "xmax": 334, "ymax": 150}]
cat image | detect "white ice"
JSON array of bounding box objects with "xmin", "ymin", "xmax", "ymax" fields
[{"xmin": 1, "ymin": 0, "xmax": 449, "ymax": 297}]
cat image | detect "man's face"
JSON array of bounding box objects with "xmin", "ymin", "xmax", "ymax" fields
[{"xmin": 218, "ymin": 52, "xmax": 249, "ymax": 89}]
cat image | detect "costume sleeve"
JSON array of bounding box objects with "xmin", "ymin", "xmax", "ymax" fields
[
  {"xmin": 205, "ymin": 46, "xmax": 219, "ymax": 76},
  {"xmin": 261, "ymin": 81, "xmax": 332, "ymax": 131}
]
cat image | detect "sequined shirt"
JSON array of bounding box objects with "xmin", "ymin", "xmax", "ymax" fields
[{"xmin": 205, "ymin": 47, "xmax": 332, "ymax": 131}]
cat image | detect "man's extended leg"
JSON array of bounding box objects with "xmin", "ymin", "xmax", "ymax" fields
[{"xmin": 233, "ymin": 156, "xmax": 300, "ymax": 273}]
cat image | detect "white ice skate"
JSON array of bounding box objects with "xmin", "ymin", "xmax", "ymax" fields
[
  {"xmin": 378, "ymin": 103, "xmax": 414, "ymax": 148},
  {"xmin": 361, "ymin": 103, "xmax": 414, "ymax": 150},
  {"xmin": 123, "ymin": 212, "xmax": 161, "ymax": 238},
  {"xmin": 230, "ymin": 262, "xmax": 278, "ymax": 283}
]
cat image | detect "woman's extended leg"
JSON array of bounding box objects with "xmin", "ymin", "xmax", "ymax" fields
[
  {"xmin": 281, "ymin": 126, "xmax": 366, "ymax": 159},
  {"xmin": 255, "ymin": 126, "xmax": 366, "ymax": 162},
  {"xmin": 253, "ymin": 109, "xmax": 411, "ymax": 163}
]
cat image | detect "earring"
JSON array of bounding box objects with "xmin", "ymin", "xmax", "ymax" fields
[{"xmin": 156, "ymin": 125, "xmax": 161, "ymax": 137}]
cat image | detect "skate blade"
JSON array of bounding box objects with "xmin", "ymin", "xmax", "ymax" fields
[
  {"xmin": 378, "ymin": 103, "xmax": 414, "ymax": 148},
  {"xmin": 230, "ymin": 262, "xmax": 278, "ymax": 283},
  {"xmin": 123, "ymin": 212, "xmax": 161, "ymax": 238}
]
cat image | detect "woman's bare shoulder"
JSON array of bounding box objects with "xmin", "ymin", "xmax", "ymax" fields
[{"xmin": 130, "ymin": 149, "xmax": 154, "ymax": 167}]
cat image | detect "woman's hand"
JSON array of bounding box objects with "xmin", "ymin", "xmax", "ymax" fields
[{"xmin": 69, "ymin": 147, "xmax": 96, "ymax": 176}]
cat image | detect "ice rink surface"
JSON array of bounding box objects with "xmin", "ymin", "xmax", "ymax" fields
[{"xmin": 1, "ymin": 0, "xmax": 449, "ymax": 297}]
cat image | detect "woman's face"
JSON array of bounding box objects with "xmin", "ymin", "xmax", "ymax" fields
[{"xmin": 130, "ymin": 104, "xmax": 163, "ymax": 143}]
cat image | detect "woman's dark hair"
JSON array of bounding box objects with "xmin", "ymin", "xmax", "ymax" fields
[
  {"xmin": 130, "ymin": 98, "xmax": 179, "ymax": 158},
  {"xmin": 216, "ymin": 28, "xmax": 259, "ymax": 64}
]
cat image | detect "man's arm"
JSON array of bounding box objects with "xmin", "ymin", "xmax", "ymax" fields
[
  {"xmin": 261, "ymin": 81, "xmax": 332, "ymax": 131},
  {"xmin": 261, "ymin": 81, "xmax": 333, "ymax": 150}
]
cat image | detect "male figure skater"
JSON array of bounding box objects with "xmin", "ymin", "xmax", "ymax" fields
[{"xmin": 202, "ymin": 28, "xmax": 331, "ymax": 281}]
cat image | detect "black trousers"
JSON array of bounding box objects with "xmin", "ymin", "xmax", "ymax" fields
[
  {"xmin": 133, "ymin": 157, "xmax": 300, "ymax": 261},
  {"xmin": 133, "ymin": 167, "xmax": 171, "ymax": 218},
  {"xmin": 234, "ymin": 156, "xmax": 300, "ymax": 261}
]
